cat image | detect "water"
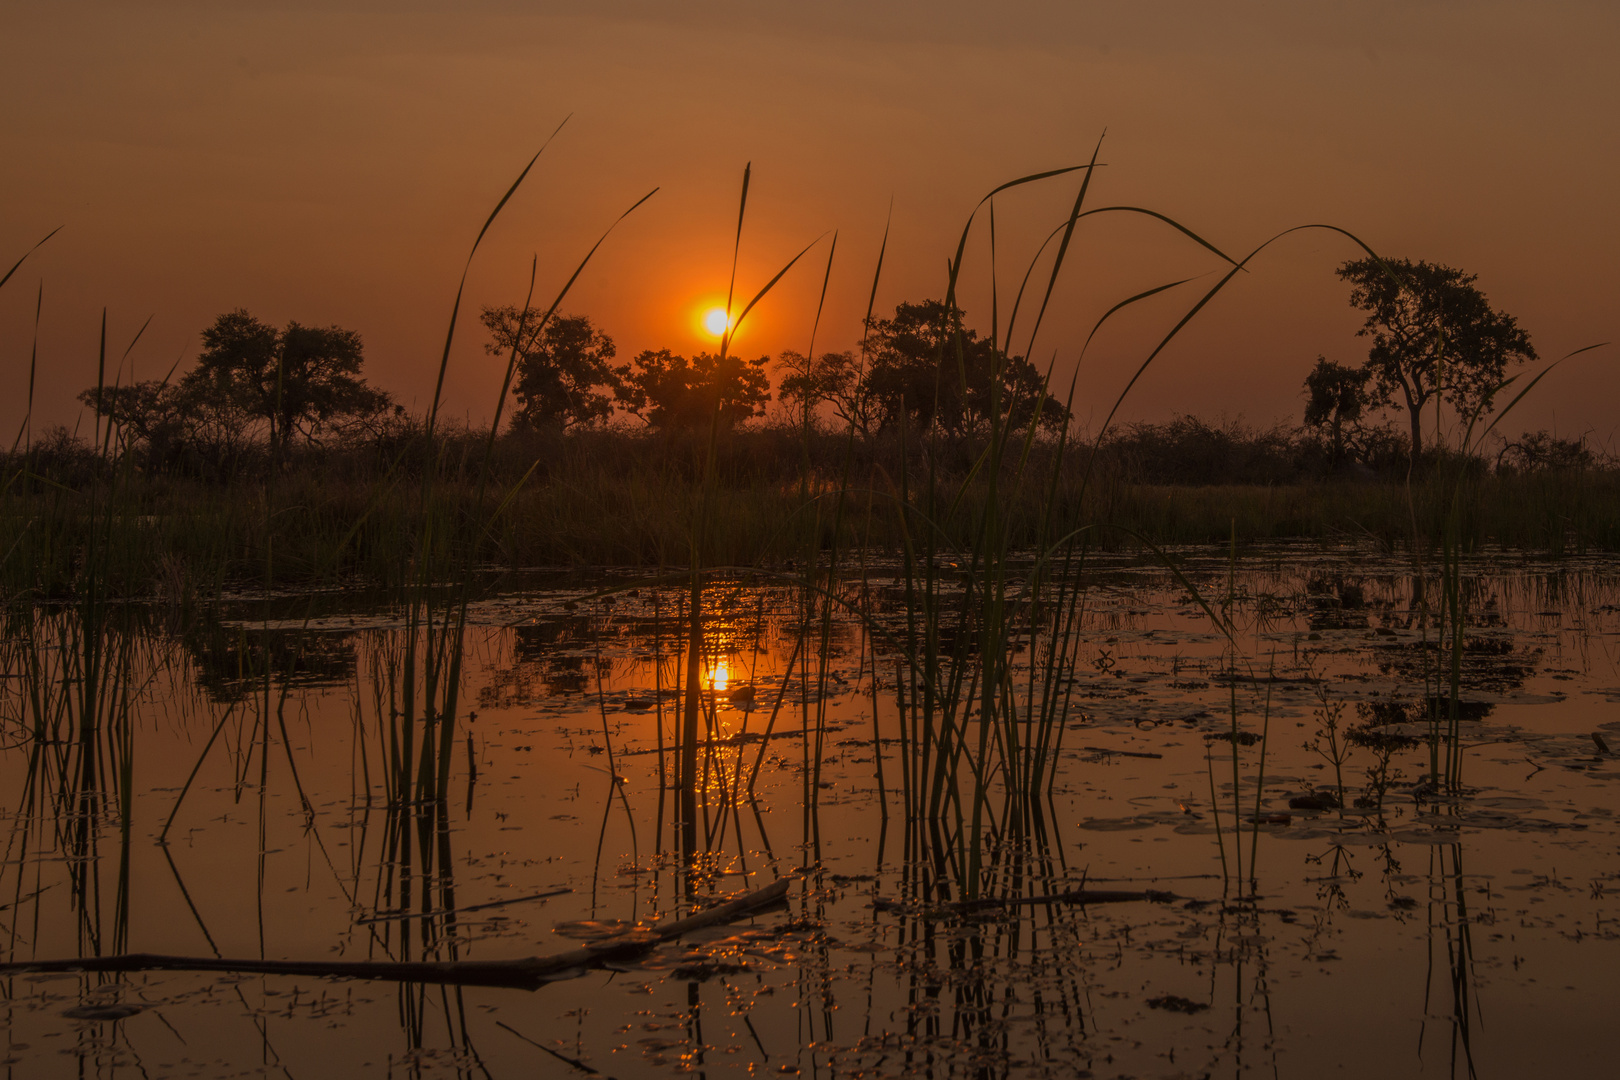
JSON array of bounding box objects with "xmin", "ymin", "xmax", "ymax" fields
[{"xmin": 3, "ymin": 545, "xmax": 1618, "ymax": 1078}]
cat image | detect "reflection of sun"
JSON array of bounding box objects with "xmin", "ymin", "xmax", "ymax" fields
[
  {"xmin": 702, "ymin": 307, "xmax": 730, "ymax": 338},
  {"xmin": 707, "ymin": 658, "xmax": 730, "ymax": 693}
]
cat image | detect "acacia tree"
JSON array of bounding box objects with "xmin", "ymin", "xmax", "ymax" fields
[
  {"xmin": 775, "ymin": 349, "xmax": 873, "ymax": 435},
  {"xmin": 480, "ymin": 309, "xmax": 626, "ymax": 429},
  {"xmin": 861, "ymin": 299, "xmax": 1069, "ymax": 437},
  {"xmin": 76, "ymin": 379, "xmax": 201, "ymax": 474},
  {"xmin": 618, "ymin": 350, "xmax": 770, "ymax": 431},
  {"xmin": 181, "ymin": 309, "xmax": 393, "ymax": 457},
  {"xmin": 1337, "ymin": 258, "xmax": 1536, "ymax": 459},
  {"xmin": 1301, "ymin": 356, "xmax": 1370, "ymax": 465}
]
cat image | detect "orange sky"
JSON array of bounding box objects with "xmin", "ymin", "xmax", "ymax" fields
[{"xmin": 3, "ymin": 1, "xmax": 1617, "ymax": 444}]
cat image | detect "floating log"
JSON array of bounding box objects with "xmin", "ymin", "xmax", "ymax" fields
[{"xmin": 0, "ymin": 878, "xmax": 791, "ymax": 991}]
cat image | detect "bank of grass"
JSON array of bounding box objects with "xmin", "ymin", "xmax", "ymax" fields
[
  {"xmin": 4, "ymin": 428, "xmax": 1617, "ymax": 600},
  {"xmin": 1097, "ymin": 470, "xmax": 1620, "ymax": 552}
]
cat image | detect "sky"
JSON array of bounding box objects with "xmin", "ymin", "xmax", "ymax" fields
[{"xmin": 2, "ymin": 0, "xmax": 1617, "ymax": 443}]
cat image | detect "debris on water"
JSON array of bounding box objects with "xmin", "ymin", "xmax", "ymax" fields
[
  {"xmin": 62, "ymin": 1004, "xmax": 143, "ymax": 1021},
  {"xmin": 1146, "ymin": 995, "xmax": 1209, "ymax": 1014},
  {"xmin": 1346, "ymin": 727, "xmax": 1423, "ymax": 752},
  {"xmin": 1206, "ymin": 730, "xmax": 1262, "ymax": 747},
  {"xmin": 1290, "ymin": 792, "xmax": 1339, "ymax": 810},
  {"xmin": 554, "ymin": 919, "xmax": 636, "ymax": 941},
  {"xmin": 670, "ymin": 959, "xmax": 750, "ymax": 980},
  {"xmin": 1084, "ymin": 745, "xmax": 1164, "ymax": 758}
]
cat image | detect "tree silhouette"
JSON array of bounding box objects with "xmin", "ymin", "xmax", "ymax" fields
[
  {"xmin": 1301, "ymin": 357, "xmax": 1370, "ymax": 465},
  {"xmin": 776, "ymin": 349, "xmax": 873, "ymax": 435},
  {"xmin": 480, "ymin": 309, "xmax": 626, "ymax": 429},
  {"xmin": 1337, "ymin": 258, "xmax": 1536, "ymax": 459},
  {"xmin": 618, "ymin": 350, "xmax": 771, "ymax": 431},
  {"xmin": 861, "ymin": 300, "xmax": 1069, "ymax": 437},
  {"xmin": 181, "ymin": 309, "xmax": 392, "ymax": 456},
  {"xmin": 76, "ymin": 380, "xmax": 188, "ymax": 470}
]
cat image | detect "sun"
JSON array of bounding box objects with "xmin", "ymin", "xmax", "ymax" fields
[{"xmin": 702, "ymin": 307, "xmax": 730, "ymax": 338}]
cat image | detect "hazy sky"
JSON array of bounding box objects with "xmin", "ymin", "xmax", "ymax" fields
[{"xmin": 3, "ymin": 0, "xmax": 1617, "ymax": 441}]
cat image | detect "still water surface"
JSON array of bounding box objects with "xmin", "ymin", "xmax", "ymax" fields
[{"xmin": 3, "ymin": 546, "xmax": 1618, "ymax": 1078}]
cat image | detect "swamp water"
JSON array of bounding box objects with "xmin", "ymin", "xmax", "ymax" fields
[{"xmin": 2, "ymin": 545, "xmax": 1618, "ymax": 1079}]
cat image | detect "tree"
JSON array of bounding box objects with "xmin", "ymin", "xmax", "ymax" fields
[
  {"xmin": 1337, "ymin": 258, "xmax": 1536, "ymax": 459},
  {"xmin": 480, "ymin": 309, "xmax": 626, "ymax": 429},
  {"xmin": 1301, "ymin": 357, "xmax": 1370, "ymax": 465},
  {"xmin": 618, "ymin": 350, "xmax": 771, "ymax": 431},
  {"xmin": 77, "ymin": 380, "xmax": 188, "ymax": 468},
  {"xmin": 1496, "ymin": 430, "xmax": 1596, "ymax": 473},
  {"xmin": 861, "ymin": 299, "xmax": 1070, "ymax": 437},
  {"xmin": 181, "ymin": 309, "xmax": 393, "ymax": 455},
  {"xmin": 775, "ymin": 349, "xmax": 873, "ymax": 435}
]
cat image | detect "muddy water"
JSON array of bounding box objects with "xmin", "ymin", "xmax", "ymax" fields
[{"xmin": 3, "ymin": 546, "xmax": 1618, "ymax": 1078}]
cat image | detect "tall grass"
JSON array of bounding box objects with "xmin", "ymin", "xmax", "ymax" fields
[
  {"xmin": 3, "ymin": 141, "xmax": 1608, "ymax": 945},
  {"xmin": 1418, "ymin": 342, "xmax": 1608, "ymax": 793}
]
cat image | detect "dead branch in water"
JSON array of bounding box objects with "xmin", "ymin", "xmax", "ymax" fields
[
  {"xmin": 872, "ymin": 888, "xmax": 1179, "ymax": 915},
  {"xmin": 0, "ymin": 878, "xmax": 790, "ymax": 990}
]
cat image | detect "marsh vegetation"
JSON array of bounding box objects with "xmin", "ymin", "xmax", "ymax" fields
[{"xmin": 2, "ymin": 152, "xmax": 1616, "ymax": 1078}]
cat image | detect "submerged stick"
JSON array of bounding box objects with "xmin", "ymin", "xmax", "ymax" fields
[
  {"xmin": 0, "ymin": 878, "xmax": 790, "ymax": 990},
  {"xmin": 872, "ymin": 887, "xmax": 1179, "ymax": 914},
  {"xmin": 353, "ymin": 887, "xmax": 572, "ymax": 925},
  {"xmin": 1082, "ymin": 746, "xmax": 1163, "ymax": 759}
]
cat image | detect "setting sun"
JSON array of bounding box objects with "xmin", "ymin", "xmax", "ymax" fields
[{"xmin": 702, "ymin": 307, "xmax": 730, "ymax": 338}]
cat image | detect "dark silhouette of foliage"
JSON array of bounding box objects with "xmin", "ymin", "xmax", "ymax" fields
[
  {"xmin": 1302, "ymin": 357, "xmax": 1371, "ymax": 465},
  {"xmin": 1496, "ymin": 430, "xmax": 1597, "ymax": 473},
  {"xmin": 180, "ymin": 309, "xmax": 393, "ymax": 456},
  {"xmin": 1101, "ymin": 415, "xmax": 1312, "ymax": 485},
  {"xmin": 1337, "ymin": 258, "xmax": 1536, "ymax": 459},
  {"xmin": 861, "ymin": 300, "xmax": 1070, "ymax": 437},
  {"xmin": 75, "ymin": 380, "xmax": 188, "ymax": 469},
  {"xmin": 618, "ymin": 350, "xmax": 770, "ymax": 431},
  {"xmin": 480, "ymin": 309, "xmax": 626, "ymax": 429},
  {"xmin": 776, "ymin": 349, "xmax": 873, "ymax": 434}
]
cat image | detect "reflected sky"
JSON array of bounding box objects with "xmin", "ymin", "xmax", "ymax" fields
[{"xmin": 3, "ymin": 549, "xmax": 1620, "ymax": 1074}]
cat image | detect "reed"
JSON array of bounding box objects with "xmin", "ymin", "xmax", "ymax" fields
[
  {"xmin": 856, "ymin": 151, "xmax": 1268, "ymax": 898},
  {"xmin": 1415, "ymin": 342, "xmax": 1608, "ymax": 793},
  {"xmin": 4, "ymin": 144, "xmax": 1606, "ymax": 950}
]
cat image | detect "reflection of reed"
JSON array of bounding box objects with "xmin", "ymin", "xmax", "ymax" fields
[
  {"xmin": 345, "ymin": 631, "xmax": 488, "ymax": 1074},
  {"xmin": 840, "ymin": 821, "xmax": 1101, "ymax": 1076},
  {"xmin": 1, "ymin": 606, "xmax": 148, "ymax": 962},
  {"xmin": 1422, "ymin": 841, "xmax": 1482, "ymax": 1080}
]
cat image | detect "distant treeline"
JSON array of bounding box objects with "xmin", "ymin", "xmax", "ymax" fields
[
  {"xmin": 6, "ymin": 416, "xmax": 1617, "ymax": 602},
  {"xmin": 5, "ymin": 267, "xmax": 1616, "ymax": 599},
  {"xmin": 18, "ymin": 284, "xmax": 1609, "ymax": 487},
  {"xmin": 11, "ymin": 404, "xmax": 1610, "ymax": 491}
]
